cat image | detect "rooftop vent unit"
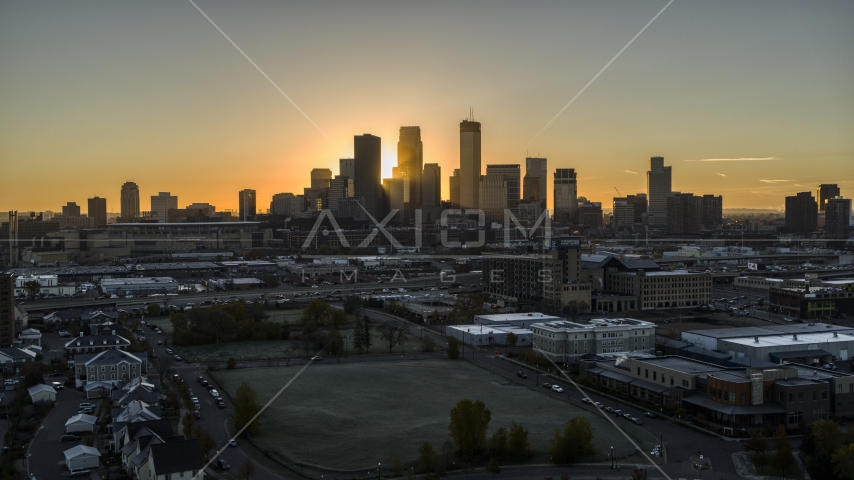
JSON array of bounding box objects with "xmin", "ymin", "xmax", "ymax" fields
[
  {"xmin": 793, "ymin": 334, "xmax": 798, "ymax": 340},
  {"xmin": 754, "ymin": 337, "xmax": 759, "ymax": 343},
  {"xmin": 834, "ymin": 332, "xmax": 839, "ymax": 338}
]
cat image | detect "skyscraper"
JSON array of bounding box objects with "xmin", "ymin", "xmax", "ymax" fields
[
  {"xmin": 88, "ymin": 197, "xmax": 107, "ymax": 226},
  {"xmin": 612, "ymin": 198, "xmax": 634, "ymax": 227},
  {"xmin": 449, "ymin": 169, "xmax": 461, "ymax": 208},
  {"xmin": 311, "ymin": 169, "xmax": 333, "ymax": 190},
  {"xmin": 522, "ymin": 174, "xmax": 540, "ymax": 203},
  {"xmin": 479, "ymin": 173, "xmax": 508, "ymax": 223},
  {"xmin": 525, "ymin": 157, "xmax": 547, "ymax": 210},
  {"xmin": 328, "ymin": 175, "xmax": 352, "ymax": 213},
  {"xmin": 422, "ymin": 163, "xmax": 441, "ymax": 208},
  {"xmin": 353, "ymin": 134, "xmax": 382, "ymax": 218},
  {"xmin": 825, "ymin": 197, "xmax": 851, "ymax": 239},
  {"xmin": 627, "ymin": 193, "xmax": 648, "ymax": 224},
  {"xmin": 397, "ymin": 127, "xmax": 423, "ymax": 212},
  {"xmin": 785, "ymin": 192, "xmax": 818, "ymax": 234},
  {"xmin": 62, "ymin": 202, "xmax": 81, "ymax": 217},
  {"xmin": 485, "ymin": 164, "xmax": 520, "ymax": 213},
  {"xmin": 150, "ymin": 192, "xmax": 178, "ymax": 222},
  {"xmin": 818, "ymin": 184, "xmax": 841, "ymax": 212},
  {"xmin": 646, "ymin": 156, "xmax": 672, "ymax": 226},
  {"xmin": 120, "ymin": 182, "xmax": 140, "ymax": 220},
  {"xmin": 382, "ymin": 178, "xmax": 406, "ymax": 224},
  {"xmin": 553, "ymin": 168, "xmax": 577, "ymax": 223},
  {"xmin": 701, "ymin": 194, "xmax": 723, "ymax": 228},
  {"xmin": 459, "ymin": 120, "xmax": 481, "ymax": 209},
  {"xmin": 339, "ymin": 158, "xmax": 355, "ymax": 179},
  {"xmin": 239, "ymin": 189, "xmax": 257, "ymax": 221},
  {"xmin": 666, "ymin": 193, "xmax": 703, "ymax": 234}
]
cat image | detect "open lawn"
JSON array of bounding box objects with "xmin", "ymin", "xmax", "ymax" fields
[{"xmin": 213, "ymin": 360, "xmax": 656, "ymax": 470}]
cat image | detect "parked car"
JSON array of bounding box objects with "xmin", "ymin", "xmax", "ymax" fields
[
  {"xmin": 69, "ymin": 468, "xmax": 91, "ymax": 477},
  {"xmin": 191, "ymin": 397, "xmax": 199, "ymax": 404},
  {"xmin": 51, "ymin": 381, "xmax": 64, "ymax": 390},
  {"xmin": 210, "ymin": 389, "xmax": 219, "ymax": 397},
  {"xmin": 614, "ymin": 409, "xmax": 624, "ymax": 417},
  {"xmin": 206, "ymin": 384, "xmax": 214, "ymax": 391},
  {"xmin": 229, "ymin": 440, "xmax": 238, "ymax": 447},
  {"xmin": 542, "ymin": 383, "xmax": 551, "ymax": 389},
  {"xmin": 79, "ymin": 408, "xmax": 95, "ymax": 415},
  {"xmin": 50, "ymin": 372, "xmax": 65, "ymax": 377},
  {"xmin": 61, "ymin": 434, "xmax": 81, "ymax": 442},
  {"xmin": 604, "ymin": 406, "xmax": 615, "ymax": 413},
  {"xmin": 197, "ymin": 376, "xmax": 205, "ymax": 383},
  {"xmin": 58, "ymin": 330, "xmax": 71, "ymax": 338},
  {"xmin": 581, "ymin": 397, "xmax": 593, "ymax": 404},
  {"xmin": 174, "ymin": 356, "xmax": 182, "ymax": 362},
  {"xmin": 4, "ymin": 379, "xmax": 19, "ymax": 386},
  {"xmin": 217, "ymin": 459, "xmax": 230, "ymax": 470},
  {"xmin": 79, "ymin": 402, "xmax": 95, "ymax": 410},
  {"xmin": 311, "ymin": 356, "xmax": 323, "ymax": 361},
  {"xmin": 551, "ymin": 385, "xmax": 564, "ymax": 393},
  {"xmin": 631, "ymin": 417, "xmax": 643, "ymax": 425},
  {"xmin": 201, "ymin": 380, "xmax": 209, "ymax": 387},
  {"xmin": 156, "ymin": 340, "xmax": 162, "ymax": 345},
  {"xmin": 165, "ymin": 349, "xmax": 174, "ymax": 355},
  {"xmin": 193, "ymin": 411, "xmax": 201, "ymax": 420},
  {"xmin": 643, "ymin": 412, "xmax": 657, "ymax": 418},
  {"xmin": 516, "ymin": 371, "xmax": 528, "ymax": 379},
  {"xmin": 217, "ymin": 402, "xmax": 226, "ymax": 409}
]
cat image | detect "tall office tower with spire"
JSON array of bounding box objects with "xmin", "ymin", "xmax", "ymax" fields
[
  {"xmin": 88, "ymin": 197, "xmax": 107, "ymax": 226},
  {"xmin": 646, "ymin": 156, "xmax": 672, "ymax": 226},
  {"xmin": 553, "ymin": 168, "xmax": 578, "ymax": 223},
  {"xmin": 150, "ymin": 192, "xmax": 178, "ymax": 222},
  {"xmin": 459, "ymin": 119, "xmax": 481, "ymax": 209},
  {"xmin": 422, "ymin": 163, "xmax": 441, "ymax": 208},
  {"xmin": 353, "ymin": 134, "xmax": 382, "ymax": 218},
  {"xmin": 449, "ymin": 169, "xmax": 461, "ymax": 208},
  {"xmin": 525, "ymin": 157, "xmax": 547, "ymax": 210},
  {"xmin": 311, "ymin": 169, "xmax": 333, "ymax": 190},
  {"xmin": 485, "ymin": 164, "xmax": 520, "ymax": 213},
  {"xmin": 120, "ymin": 181, "xmax": 140, "ymax": 220},
  {"xmin": 397, "ymin": 127, "xmax": 423, "ymax": 213},
  {"xmin": 818, "ymin": 184, "xmax": 841, "ymax": 212},
  {"xmin": 239, "ymin": 189, "xmax": 257, "ymax": 221}
]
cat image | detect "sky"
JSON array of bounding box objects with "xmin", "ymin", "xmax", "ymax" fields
[{"xmin": 1, "ymin": 0, "xmax": 853, "ymax": 214}]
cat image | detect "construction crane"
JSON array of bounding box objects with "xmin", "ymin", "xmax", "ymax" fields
[{"xmin": 614, "ymin": 187, "xmax": 623, "ymax": 197}]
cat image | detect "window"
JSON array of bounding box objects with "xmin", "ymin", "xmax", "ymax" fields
[
  {"xmin": 670, "ymin": 376, "xmax": 674, "ymax": 386},
  {"xmin": 682, "ymin": 379, "xmax": 689, "ymax": 388},
  {"xmin": 789, "ymin": 393, "xmax": 794, "ymax": 402},
  {"xmin": 729, "ymin": 392, "xmax": 735, "ymax": 402},
  {"xmin": 839, "ymin": 384, "xmax": 844, "ymax": 394},
  {"xmin": 740, "ymin": 393, "xmax": 747, "ymax": 403},
  {"xmin": 823, "ymin": 391, "xmax": 828, "ymax": 400},
  {"xmin": 645, "ymin": 369, "xmax": 648, "ymax": 378},
  {"xmin": 799, "ymin": 392, "xmax": 804, "ymax": 402},
  {"xmin": 788, "ymin": 411, "xmax": 803, "ymax": 425},
  {"xmin": 653, "ymin": 372, "xmax": 657, "ymax": 381},
  {"xmin": 813, "ymin": 391, "xmax": 817, "ymax": 401}
]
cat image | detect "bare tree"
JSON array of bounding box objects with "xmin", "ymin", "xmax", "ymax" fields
[
  {"xmin": 157, "ymin": 355, "xmax": 174, "ymax": 383},
  {"xmin": 377, "ymin": 321, "xmax": 407, "ymax": 353}
]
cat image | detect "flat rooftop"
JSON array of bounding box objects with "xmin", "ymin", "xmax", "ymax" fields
[
  {"xmin": 638, "ymin": 357, "xmax": 725, "ymax": 374},
  {"xmin": 101, "ymin": 277, "xmax": 178, "ymax": 286},
  {"xmin": 475, "ymin": 313, "xmax": 561, "ymax": 323},
  {"xmin": 723, "ymin": 331, "xmax": 854, "ymax": 348},
  {"xmin": 616, "ymin": 269, "xmax": 707, "ymax": 276},
  {"xmin": 684, "ymin": 323, "xmax": 854, "ymax": 339}
]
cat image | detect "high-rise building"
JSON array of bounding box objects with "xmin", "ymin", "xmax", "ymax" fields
[
  {"xmin": 522, "ymin": 174, "xmax": 540, "ymax": 204},
  {"xmin": 485, "ymin": 164, "xmax": 520, "ymax": 213},
  {"xmin": 459, "ymin": 120, "xmax": 481, "ymax": 209},
  {"xmin": 397, "ymin": 126, "xmax": 423, "ymax": 213},
  {"xmin": 328, "ymin": 175, "xmax": 352, "ymax": 213},
  {"xmin": 553, "ymin": 168, "xmax": 578, "ymax": 223},
  {"xmin": 120, "ymin": 181, "xmax": 140, "ymax": 220},
  {"xmin": 785, "ymin": 192, "xmax": 818, "ymax": 234},
  {"xmin": 479, "ymin": 173, "xmax": 508, "ymax": 223},
  {"xmin": 62, "ymin": 202, "xmax": 81, "ymax": 217},
  {"xmin": 577, "ymin": 201, "xmax": 603, "ymax": 227},
  {"xmin": 339, "ymin": 158, "xmax": 355, "ymax": 179},
  {"xmin": 449, "ymin": 169, "xmax": 461, "ymax": 208},
  {"xmin": 701, "ymin": 194, "xmax": 723, "ymax": 227},
  {"xmin": 627, "ymin": 194, "xmax": 648, "ymax": 224},
  {"xmin": 818, "ymin": 184, "xmax": 841, "ymax": 212},
  {"xmin": 525, "ymin": 157, "xmax": 547, "ymax": 210},
  {"xmin": 311, "ymin": 169, "xmax": 333, "ymax": 190},
  {"xmin": 666, "ymin": 193, "xmax": 703, "ymax": 234},
  {"xmin": 239, "ymin": 189, "xmax": 257, "ymax": 221},
  {"xmin": 150, "ymin": 192, "xmax": 178, "ymax": 222},
  {"xmin": 612, "ymin": 198, "xmax": 634, "ymax": 227},
  {"xmin": 382, "ymin": 178, "xmax": 406, "ymax": 224},
  {"xmin": 646, "ymin": 156, "xmax": 672, "ymax": 226},
  {"xmin": 88, "ymin": 197, "xmax": 107, "ymax": 226},
  {"xmin": 271, "ymin": 193, "xmax": 305, "ymax": 216},
  {"xmin": 0, "ymin": 273, "xmax": 14, "ymax": 347},
  {"xmin": 825, "ymin": 197, "xmax": 852, "ymax": 239},
  {"xmin": 353, "ymin": 134, "xmax": 382, "ymax": 218},
  {"xmin": 422, "ymin": 164, "xmax": 441, "ymax": 208}
]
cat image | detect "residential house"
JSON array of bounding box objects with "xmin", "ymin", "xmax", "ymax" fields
[
  {"xmin": 27, "ymin": 383, "xmax": 57, "ymax": 403},
  {"xmin": 73, "ymin": 349, "xmax": 147, "ymax": 388},
  {"xmin": 149, "ymin": 439, "xmax": 204, "ymax": 480},
  {"xmin": 65, "ymin": 331, "xmax": 131, "ymax": 362}
]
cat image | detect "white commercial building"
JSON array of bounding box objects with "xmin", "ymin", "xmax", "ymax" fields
[
  {"xmin": 532, "ymin": 317, "xmax": 656, "ymax": 363},
  {"xmin": 447, "ymin": 324, "xmax": 533, "ymax": 347},
  {"xmin": 474, "ymin": 312, "xmax": 562, "ymax": 329}
]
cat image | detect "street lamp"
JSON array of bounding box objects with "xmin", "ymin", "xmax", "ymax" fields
[
  {"xmin": 378, "ymin": 462, "xmax": 381, "ymax": 480},
  {"xmin": 610, "ymin": 446, "xmax": 614, "ymax": 469}
]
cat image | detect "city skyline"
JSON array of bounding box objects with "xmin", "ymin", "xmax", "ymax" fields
[{"xmin": 1, "ymin": 1, "xmax": 852, "ymax": 212}]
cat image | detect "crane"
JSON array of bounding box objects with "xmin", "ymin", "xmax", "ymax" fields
[{"xmin": 614, "ymin": 186, "xmax": 623, "ymax": 197}]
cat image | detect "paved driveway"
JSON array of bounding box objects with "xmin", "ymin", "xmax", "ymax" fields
[{"xmin": 29, "ymin": 387, "xmax": 100, "ymax": 479}]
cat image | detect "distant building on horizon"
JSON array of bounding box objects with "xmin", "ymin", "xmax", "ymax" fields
[
  {"xmin": 667, "ymin": 193, "xmax": 703, "ymax": 234},
  {"xmin": 422, "ymin": 163, "xmax": 441, "ymax": 208},
  {"xmin": 397, "ymin": 126, "xmax": 423, "ymax": 217},
  {"xmin": 87, "ymin": 197, "xmax": 107, "ymax": 227},
  {"xmin": 449, "ymin": 168, "xmax": 461, "ymax": 208},
  {"xmin": 310, "ymin": 169, "xmax": 333, "ymax": 190},
  {"xmin": 525, "ymin": 157, "xmax": 547, "ymax": 211},
  {"xmin": 120, "ymin": 182, "xmax": 140, "ymax": 220},
  {"xmin": 826, "ymin": 197, "xmax": 852, "ymax": 239},
  {"xmin": 818, "ymin": 184, "xmax": 841, "ymax": 212},
  {"xmin": 554, "ymin": 168, "xmax": 577, "ymax": 223},
  {"xmin": 647, "ymin": 156, "xmax": 672, "ymax": 226},
  {"xmin": 239, "ymin": 189, "xmax": 257, "ymax": 221},
  {"xmin": 339, "ymin": 158, "xmax": 355, "ymax": 179},
  {"xmin": 701, "ymin": 194, "xmax": 723, "ymax": 228},
  {"xmin": 485, "ymin": 164, "xmax": 520, "ymax": 213},
  {"xmin": 785, "ymin": 191, "xmax": 818, "ymax": 234},
  {"xmin": 479, "ymin": 172, "xmax": 508, "ymax": 223},
  {"xmin": 353, "ymin": 134, "xmax": 382, "ymax": 218},
  {"xmin": 459, "ymin": 120, "xmax": 481, "ymax": 209},
  {"xmin": 61, "ymin": 202, "xmax": 81, "ymax": 217},
  {"xmin": 150, "ymin": 192, "xmax": 177, "ymax": 222}
]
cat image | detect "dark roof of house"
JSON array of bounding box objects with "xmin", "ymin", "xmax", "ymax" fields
[
  {"xmin": 76, "ymin": 349, "xmax": 144, "ymax": 367},
  {"xmin": 124, "ymin": 419, "xmax": 173, "ymax": 441},
  {"xmin": 0, "ymin": 347, "xmax": 36, "ymax": 360},
  {"xmin": 65, "ymin": 334, "xmax": 131, "ymax": 350},
  {"xmin": 150, "ymin": 439, "xmax": 204, "ymax": 474}
]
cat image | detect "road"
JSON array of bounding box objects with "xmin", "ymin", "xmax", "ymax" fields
[{"xmin": 28, "ymin": 386, "xmax": 98, "ymax": 480}]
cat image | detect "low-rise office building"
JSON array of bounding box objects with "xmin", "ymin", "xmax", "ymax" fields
[
  {"xmin": 605, "ymin": 269, "xmax": 712, "ymax": 310},
  {"xmin": 447, "ymin": 324, "xmax": 533, "ymax": 347},
  {"xmin": 769, "ymin": 284, "xmax": 854, "ymax": 319},
  {"xmin": 474, "ymin": 312, "xmax": 562, "ymax": 328},
  {"xmin": 532, "ymin": 317, "xmax": 656, "ymax": 363},
  {"xmin": 100, "ymin": 277, "xmax": 179, "ymax": 295}
]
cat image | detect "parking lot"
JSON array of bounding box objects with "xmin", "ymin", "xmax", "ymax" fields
[{"xmin": 29, "ymin": 387, "xmax": 101, "ymax": 480}]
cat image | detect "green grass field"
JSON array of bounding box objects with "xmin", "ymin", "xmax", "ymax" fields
[{"xmin": 214, "ymin": 360, "xmax": 656, "ymax": 470}]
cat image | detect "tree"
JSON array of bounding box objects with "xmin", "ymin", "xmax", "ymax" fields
[
  {"xmin": 343, "ymin": 295, "xmax": 362, "ymax": 315},
  {"xmin": 447, "ymin": 337, "xmax": 460, "ymax": 360},
  {"xmin": 801, "ymin": 423, "xmax": 817, "ymax": 454},
  {"xmin": 448, "ymin": 399, "xmax": 492, "ymax": 459},
  {"xmin": 485, "ymin": 457, "xmax": 501, "ymax": 480},
  {"xmin": 813, "ymin": 418, "xmax": 841, "ymax": 454},
  {"xmin": 157, "ymin": 355, "xmax": 174, "ymax": 382},
  {"xmin": 237, "ymin": 459, "xmax": 257, "ymax": 480},
  {"xmin": 203, "ymin": 308, "xmax": 238, "ymax": 344},
  {"xmin": 419, "ymin": 442, "xmax": 439, "ymax": 473},
  {"xmin": 146, "ymin": 303, "xmax": 163, "ymax": 316},
  {"xmin": 630, "ymin": 467, "xmax": 647, "ymax": 480},
  {"xmin": 550, "ymin": 417, "xmax": 594, "ymax": 464},
  {"xmin": 745, "ymin": 433, "xmax": 769, "ymax": 461},
  {"xmin": 833, "ymin": 443, "xmax": 854, "ymax": 480},
  {"xmin": 182, "ymin": 412, "xmax": 196, "ymax": 438},
  {"xmin": 234, "ymin": 382, "xmax": 261, "ymax": 435},
  {"xmin": 352, "ymin": 316, "xmax": 366, "ymax": 353},
  {"xmin": 377, "ymin": 321, "xmax": 407, "ymax": 353},
  {"xmin": 421, "ymin": 336, "xmax": 435, "ymax": 352},
  {"xmin": 771, "ymin": 425, "xmax": 794, "ymax": 476},
  {"xmin": 507, "ymin": 421, "xmax": 531, "ymax": 459},
  {"xmin": 197, "ymin": 429, "xmax": 217, "ymax": 460},
  {"xmin": 807, "ymin": 445, "xmax": 836, "ymax": 480},
  {"xmin": 390, "ymin": 455, "xmax": 404, "ymax": 477},
  {"xmin": 450, "ymin": 293, "xmax": 489, "ymax": 323},
  {"xmin": 490, "ymin": 427, "xmax": 508, "ymax": 459},
  {"xmin": 506, "ymin": 333, "xmax": 518, "ymax": 348},
  {"xmin": 23, "ymin": 280, "xmax": 41, "ymax": 300},
  {"xmin": 228, "ymin": 357, "xmax": 238, "ymax": 369}
]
